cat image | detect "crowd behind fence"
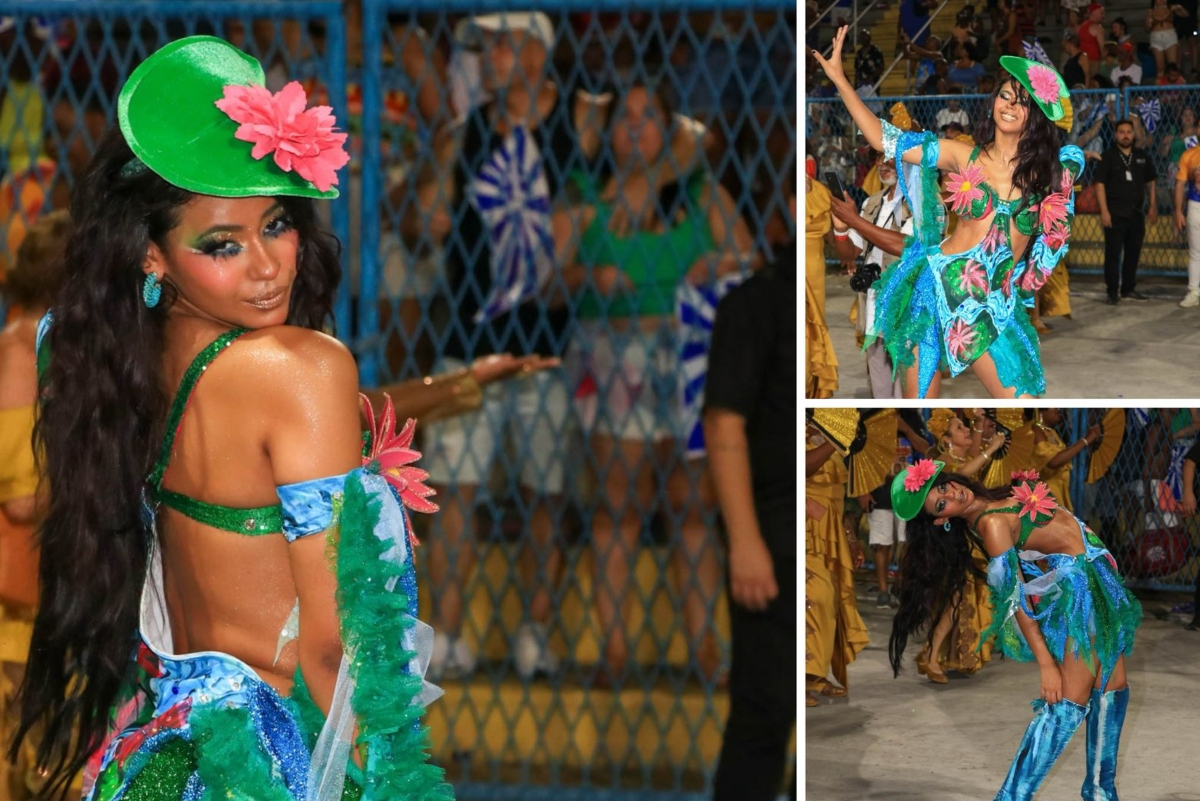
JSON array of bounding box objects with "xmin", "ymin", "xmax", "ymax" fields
[
  {"xmin": 807, "ymin": 84, "xmax": 1200, "ymax": 278},
  {"xmin": 0, "ymin": 1, "xmax": 797, "ymax": 799}
]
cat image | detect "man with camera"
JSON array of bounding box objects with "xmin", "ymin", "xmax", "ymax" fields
[{"xmin": 828, "ymin": 154, "xmax": 914, "ymax": 398}]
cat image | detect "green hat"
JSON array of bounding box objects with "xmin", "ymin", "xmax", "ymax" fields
[
  {"xmin": 890, "ymin": 459, "xmax": 945, "ymax": 521},
  {"xmin": 117, "ymin": 36, "xmax": 347, "ymax": 199},
  {"xmin": 998, "ymin": 55, "xmax": 1069, "ymax": 123}
]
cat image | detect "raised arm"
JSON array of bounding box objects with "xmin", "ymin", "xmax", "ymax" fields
[{"xmin": 811, "ymin": 27, "xmax": 969, "ymax": 169}]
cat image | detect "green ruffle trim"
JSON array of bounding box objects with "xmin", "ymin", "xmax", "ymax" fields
[
  {"xmin": 191, "ymin": 705, "xmax": 295, "ymax": 801},
  {"xmin": 336, "ymin": 472, "xmax": 452, "ymax": 800}
]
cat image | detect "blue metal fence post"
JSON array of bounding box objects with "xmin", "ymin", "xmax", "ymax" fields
[
  {"xmin": 357, "ymin": 0, "xmax": 383, "ymax": 387},
  {"xmin": 1070, "ymin": 408, "xmax": 1089, "ymax": 516},
  {"xmin": 325, "ymin": 9, "xmax": 352, "ymax": 340}
]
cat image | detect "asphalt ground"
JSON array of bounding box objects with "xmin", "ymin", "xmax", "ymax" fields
[{"xmin": 804, "ymin": 577, "xmax": 1199, "ymax": 801}]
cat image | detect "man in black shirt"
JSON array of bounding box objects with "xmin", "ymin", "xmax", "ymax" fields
[
  {"xmin": 704, "ymin": 234, "xmax": 796, "ymax": 801},
  {"xmin": 1095, "ymin": 118, "xmax": 1159, "ymax": 304}
]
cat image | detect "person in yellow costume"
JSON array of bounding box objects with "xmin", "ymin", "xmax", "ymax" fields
[
  {"xmin": 0, "ymin": 209, "xmax": 68, "ymax": 800},
  {"xmin": 914, "ymin": 408, "xmax": 1004, "ymax": 683},
  {"xmin": 1031, "ymin": 408, "xmax": 1100, "ymax": 513},
  {"xmin": 805, "ymin": 168, "xmax": 838, "ymax": 398},
  {"xmin": 805, "ymin": 427, "xmax": 868, "ymax": 706}
]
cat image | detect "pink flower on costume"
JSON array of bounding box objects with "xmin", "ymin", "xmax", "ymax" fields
[
  {"xmin": 1012, "ymin": 480, "xmax": 1058, "ymax": 521},
  {"xmin": 946, "ymin": 163, "xmax": 989, "ymax": 216},
  {"xmin": 1043, "ymin": 224, "xmax": 1069, "ymax": 251},
  {"xmin": 1018, "ymin": 266, "xmax": 1049, "ymax": 293},
  {"xmin": 956, "ymin": 259, "xmax": 989, "ymax": 297},
  {"xmin": 1060, "ymin": 170, "xmax": 1075, "ymax": 194},
  {"xmin": 1039, "ymin": 192, "xmax": 1069, "ymax": 233},
  {"xmin": 215, "ymin": 81, "xmax": 350, "ymax": 192},
  {"xmin": 1027, "ymin": 65, "xmax": 1063, "ymax": 105},
  {"xmin": 360, "ymin": 393, "xmax": 438, "ymax": 548},
  {"xmin": 1011, "ymin": 469, "xmax": 1041, "ymax": 482},
  {"xmin": 903, "ymin": 459, "xmax": 938, "ymax": 492},
  {"xmin": 980, "ymin": 222, "xmax": 1005, "ymax": 254},
  {"xmin": 946, "ymin": 319, "xmax": 979, "ymax": 359}
]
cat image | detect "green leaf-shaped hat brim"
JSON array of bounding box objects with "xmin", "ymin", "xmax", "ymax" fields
[{"xmin": 117, "ymin": 35, "xmax": 338, "ymax": 199}]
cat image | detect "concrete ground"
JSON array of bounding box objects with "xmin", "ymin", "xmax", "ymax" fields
[
  {"xmin": 804, "ymin": 581, "xmax": 1200, "ymax": 801},
  {"xmin": 821, "ymin": 272, "xmax": 1200, "ymax": 399}
]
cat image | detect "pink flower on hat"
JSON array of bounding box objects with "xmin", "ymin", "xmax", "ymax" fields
[
  {"xmin": 1011, "ymin": 469, "xmax": 1040, "ymax": 482},
  {"xmin": 1027, "ymin": 65, "xmax": 1062, "ymax": 105},
  {"xmin": 903, "ymin": 459, "xmax": 937, "ymax": 492},
  {"xmin": 215, "ymin": 81, "xmax": 350, "ymax": 192}
]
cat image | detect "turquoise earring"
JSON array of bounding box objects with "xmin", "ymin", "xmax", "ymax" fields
[
  {"xmin": 142, "ymin": 273, "xmax": 162, "ymax": 308},
  {"xmin": 944, "ymin": 521, "xmax": 952, "ymax": 531}
]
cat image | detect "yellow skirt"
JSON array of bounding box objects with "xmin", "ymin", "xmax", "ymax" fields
[
  {"xmin": 1039, "ymin": 260, "xmax": 1072, "ymax": 319},
  {"xmin": 805, "ymin": 497, "xmax": 868, "ymax": 688},
  {"xmin": 805, "ymin": 272, "xmax": 838, "ymax": 399},
  {"xmin": 931, "ymin": 544, "xmax": 995, "ymax": 675}
]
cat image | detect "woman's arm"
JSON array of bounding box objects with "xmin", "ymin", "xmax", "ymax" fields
[
  {"xmin": 961, "ymin": 432, "xmax": 1005, "ymax": 476},
  {"xmin": 812, "ymin": 27, "xmax": 969, "ymax": 169},
  {"xmin": 1045, "ymin": 424, "xmax": 1100, "ymax": 469},
  {"xmin": 702, "ymin": 181, "xmax": 762, "ymax": 278},
  {"xmin": 264, "ymin": 332, "xmax": 365, "ymax": 717}
]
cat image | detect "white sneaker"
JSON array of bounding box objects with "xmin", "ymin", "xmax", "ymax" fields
[
  {"xmin": 513, "ymin": 622, "xmax": 560, "ymax": 679},
  {"xmin": 1181, "ymin": 289, "xmax": 1200, "ymax": 308},
  {"xmin": 450, "ymin": 635, "xmax": 478, "ymax": 678}
]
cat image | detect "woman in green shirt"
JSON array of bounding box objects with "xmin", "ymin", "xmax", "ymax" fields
[{"xmin": 565, "ymin": 82, "xmax": 756, "ymax": 686}]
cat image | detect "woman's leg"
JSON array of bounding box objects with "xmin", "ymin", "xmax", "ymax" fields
[
  {"xmin": 1154, "ymin": 43, "xmax": 1166, "ymax": 77},
  {"xmin": 970, "ymin": 351, "xmax": 1034, "ymax": 399},
  {"xmin": 591, "ymin": 433, "xmax": 654, "ymax": 683},
  {"xmin": 665, "ymin": 454, "xmax": 724, "ymax": 683},
  {"xmin": 924, "ymin": 597, "xmax": 957, "ymax": 678},
  {"xmin": 1083, "ymin": 655, "xmax": 1131, "ymax": 801},
  {"xmin": 901, "ymin": 345, "xmax": 942, "ymax": 399}
]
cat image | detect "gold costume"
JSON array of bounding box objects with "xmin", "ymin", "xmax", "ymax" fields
[
  {"xmin": 1033, "ymin": 424, "xmax": 1075, "ymax": 513},
  {"xmin": 0, "ymin": 404, "xmax": 41, "ymax": 800},
  {"xmin": 805, "ymin": 180, "xmax": 838, "ymax": 398},
  {"xmin": 1038, "ymin": 261, "xmax": 1072, "ymax": 319},
  {"xmin": 924, "ymin": 446, "xmax": 995, "ymax": 676},
  {"xmin": 805, "ymin": 445, "xmax": 869, "ymax": 689}
]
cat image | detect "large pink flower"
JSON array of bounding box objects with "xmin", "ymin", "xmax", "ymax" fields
[
  {"xmin": 946, "ymin": 319, "xmax": 979, "ymax": 359},
  {"xmin": 1043, "ymin": 223, "xmax": 1069, "ymax": 251},
  {"xmin": 946, "ymin": 163, "xmax": 990, "ymax": 216},
  {"xmin": 1039, "ymin": 192, "xmax": 1069, "ymax": 232},
  {"xmin": 361, "ymin": 393, "xmax": 439, "ymax": 543},
  {"xmin": 903, "ymin": 459, "xmax": 938, "ymax": 492},
  {"xmin": 956, "ymin": 259, "xmax": 989, "ymax": 297},
  {"xmin": 215, "ymin": 81, "xmax": 350, "ymax": 192},
  {"xmin": 1012, "ymin": 480, "xmax": 1058, "ymax": 521},
  {"xmin": 1027, "ymin": 65, "xmax": 1063, "ymax": 105},
  {"xmin": 1018, "ymin": 266, "xmax": 1048, "ymax": 292}
]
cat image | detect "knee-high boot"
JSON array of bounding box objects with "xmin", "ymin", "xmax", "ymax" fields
[
  {"xmin": 994, "ymin": 698, "xmax": 1089, "ymax": 801},
  {"xmin": 1081, "ymin": 686, "xmax": 1130, "ymax": 801}
]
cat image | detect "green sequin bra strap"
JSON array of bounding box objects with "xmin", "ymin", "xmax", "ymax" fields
[{"xmin": 149, "ymin": 328, "xmax": 250, "ymax": 490}]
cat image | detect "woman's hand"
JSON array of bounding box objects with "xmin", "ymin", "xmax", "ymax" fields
[
  {"xmin": 470, "ymin": 353, "xmax": 560, "ymax": 387},
  {"xmin": 1084, "ymin": 424, "xmax": 1101, "ymax": 445},
  {"xmin": 1039, "ymin": 662, "xmax": 1064, "ymax": 704},
  {"xmin": 811, "ymin": 26, "xmax": 851, "ymax": 86},
  {"xmin": 592, "ymin": 264, "xmax": 633, "ymax": 295}
]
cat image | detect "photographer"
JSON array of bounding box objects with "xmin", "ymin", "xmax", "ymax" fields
[{"xmin": 828, "ymin": 154, "xmax": 915, "ymax": 398}]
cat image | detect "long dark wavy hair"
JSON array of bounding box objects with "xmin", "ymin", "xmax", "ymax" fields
[
  {"xmin": 971, "ymin": 75, "xmax": 1064, "ymax": 204},
  {"xmin": 887, "ymin": 471, "xmax": 1012, "ymax": 677},
  {"xmin": 17, "ymin": 126, "xmax": 341, "ymax": 798}
]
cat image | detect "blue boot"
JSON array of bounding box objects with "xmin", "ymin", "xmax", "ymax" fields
[
  {"xmin": 1081, "ymin": 686, "xmax": 1130, "ymax": 801},
  {"xmin": 994, "ymin": 698, "xmax": 1089, "ymax": 801}
]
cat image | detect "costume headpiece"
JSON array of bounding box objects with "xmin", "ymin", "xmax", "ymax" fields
[
  {"xmin": 925, "ymin": 408, "xmax": 957, "ymax": 442},
  {"xmin": 118, "ymin": 36, "xmax": 349, "ymax": 199},
  {"xmin": 891, "ymin": 459, "xmax": 945, "ymax": 521},
  {"xmin": 998, "ymin": 55, "xmax": 1069, "ymax": 125}
]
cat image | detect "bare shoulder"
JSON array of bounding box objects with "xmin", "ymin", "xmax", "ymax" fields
[
  {"xmin": 976, "ymin": 510, "xmax": 1016, "ymax": 558},
  {"xmin": 938, "ymin": 136, "xmax": 974, "ymax": 166},
  {"xmin": 225, "ymin": 326, "xmax": 359, "ymax": 405}
]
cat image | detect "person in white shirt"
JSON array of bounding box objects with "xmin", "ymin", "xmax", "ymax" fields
[
  {"xmin": 1110, "ymin": 41, "xmax": 1143, "ymax": 84},
  {"xmin": 827, "ymin": 155, "xmax": 917, "ymax": 397},
  {"xmin": 935, "ymin": 95, "xmax": 971, "ymax": 131}
]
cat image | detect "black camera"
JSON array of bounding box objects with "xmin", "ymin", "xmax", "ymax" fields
[{"xmin": 849, "ymin": 261, "xmax": 882, "ymax": 293}]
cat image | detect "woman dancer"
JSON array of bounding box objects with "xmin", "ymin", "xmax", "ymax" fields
[
  {"xmin": 16, "ymin": 37, "xmax": 450, "ymax": 800},
  {"xmin": 913, "ymin": 409, "xmax": 1003, "ymax": 683},
  {"xmin": 813, "ymin": 28, "xmax": 1082, "ymax": 398},
  {"xmin": 889, "ymin": 460, "xmax": 1141, "ymax": 801}
]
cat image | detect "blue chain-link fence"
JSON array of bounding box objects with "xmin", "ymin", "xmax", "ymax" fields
[
  {"xmin": 806, "ymin": 86, "xmax": 1200, "ymax": 279},
  {"xmin": 0, "ymin": 2, "xmax": 797, "ymax": 798}
]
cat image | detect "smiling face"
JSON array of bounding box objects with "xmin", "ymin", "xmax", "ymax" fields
[
  {"xmin": 943, "ymin": 416, "xmax": 974, "ymax": 451},
  {"xmin": 923, "ymin": 479, "xmax": 976, "ymax": 523},
  {"xmin": 143, "ymin": 194, "xmax": 299, "ymax": 328},
  {"xmin": 992, "ymin": 79, "xmax": 1030, "ymax": 134}
]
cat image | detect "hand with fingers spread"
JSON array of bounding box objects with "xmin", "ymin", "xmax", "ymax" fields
[{"xmin": 810, "ymin": 26, "xmax": 852, "ymax": 86}]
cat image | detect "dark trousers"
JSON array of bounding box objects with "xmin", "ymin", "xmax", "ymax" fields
[
  {"xmin": 1103, "ymin": 215, "xmax": 1146, "ymax": 298},
  {"xmin": 712, "ymin": 552, "xmax": 796, "ymax": 801}
]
